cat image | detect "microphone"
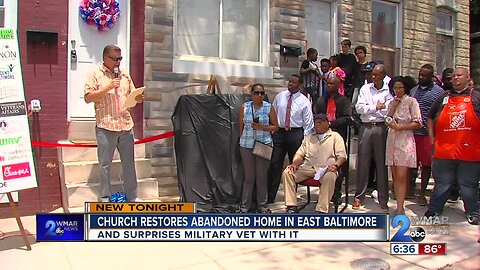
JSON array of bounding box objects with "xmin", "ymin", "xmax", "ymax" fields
[{"xmin": 114, "ymin": 67, "xmax": 119, "ymax": 79}]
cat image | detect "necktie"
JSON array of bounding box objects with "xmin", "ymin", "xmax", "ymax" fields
[{"xmin": 285, "ymin": 94, "xmax": 292, "ymax": 130}]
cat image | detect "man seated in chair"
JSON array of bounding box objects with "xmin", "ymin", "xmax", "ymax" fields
[{"xmin": 283, "ymin": 113, "xmax": 347, "ymax": 213}]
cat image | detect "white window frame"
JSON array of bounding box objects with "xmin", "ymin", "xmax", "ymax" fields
[
  {"xmin": 436, "ymin": 8, "xmax": 454, "ymax": 36},
  {"xmin": 173, "ymin": 0, "xmax": 272, "ymax": 78},
  {"xmin": 1, "ymin": 0, "xmax": 18, "ymax": 29},
  {"xmin": 371, "ymin": 0, "xmax": 402, "ymax": 49},
  {"xmin": 371, "ymin": 0, "xmax": 402, "ymax": 75}
]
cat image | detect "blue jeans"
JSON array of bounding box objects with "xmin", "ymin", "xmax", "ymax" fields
[
  {"xmin": 428, "ymin": 159, "xmax": 480, "ymax": 216},
  {"xmin": 96, "ymin": 127, "xmax": 137, "ymax": 201}
]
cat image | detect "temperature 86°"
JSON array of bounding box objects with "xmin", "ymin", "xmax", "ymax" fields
[{"xmin": 419, "ymin": 243, "xmax": 446, "ymax": 255}]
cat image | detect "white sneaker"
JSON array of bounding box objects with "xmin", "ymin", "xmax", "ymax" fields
[
  {"xmin": 134, "ymin": 198, "xmax": 144, "ymax": 202},
  {"xmin": 371, "ymin": 190, "xmax": 378, "ymax": 200}
]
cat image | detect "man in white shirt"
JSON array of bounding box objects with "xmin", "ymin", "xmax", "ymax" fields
[
  {"xmin": 353, "ymin": 64, "xmax": 393, "ymax": 212},
  {"xmin": 268, "ymin": 75, "xmax": 314, "ymax": 203}
]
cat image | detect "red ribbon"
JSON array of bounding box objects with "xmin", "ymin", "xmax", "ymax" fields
[{"xmin": 31, "ymin": 131, "xmax": 174, "ymax": 148}]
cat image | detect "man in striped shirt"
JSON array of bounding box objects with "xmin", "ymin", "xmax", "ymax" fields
[
  {"xmin": 409, "ymin": 64, "xmax": 445, "ymax": 206},
  {"xmin": 84, "ymin": 44, "xmax": 144, "ymax": 202}
]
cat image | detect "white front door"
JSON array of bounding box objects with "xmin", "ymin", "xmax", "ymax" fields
[
  {"xmin": 305, "ymin": 0, "xmax": 336, "ymax": 62},
  {"xmin": 67, "ymin": 0, "xmax": 130, "ymax": 119}
]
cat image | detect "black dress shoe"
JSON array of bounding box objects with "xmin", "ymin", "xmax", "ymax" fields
[
  {"xmin": 466, "ymin": 214, "xmax": 479, "ymax": 225},
  {"xmin": 285, "ymin": 206, "xmax": 298, "ymax": 213},
  {"xmin": 424, "ymin": 209, "xmax": 438, "ymax": 218}
]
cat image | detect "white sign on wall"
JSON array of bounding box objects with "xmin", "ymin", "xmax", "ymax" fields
[{"xmin": 0, "ymin": 29, "xmax": 37, "ymax": 194}]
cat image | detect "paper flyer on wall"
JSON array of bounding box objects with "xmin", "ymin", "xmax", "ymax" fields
[{"xmin": 0, "ymin": 29, "xmax": 38, "ymax": 194}]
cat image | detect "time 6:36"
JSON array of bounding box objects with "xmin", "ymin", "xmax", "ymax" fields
[{"xmin": 391, "ymin": 244, "xmax": 418, "ymax": 254}]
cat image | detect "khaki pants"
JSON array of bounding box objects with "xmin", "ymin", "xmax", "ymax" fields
[{"xmin": 283, "ymin": 164, "xmax": 337, "ymax": 213}]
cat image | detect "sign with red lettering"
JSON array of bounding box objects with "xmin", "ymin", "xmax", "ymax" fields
[
  {"xmin": 0, "ymin": 29, "xmax": 37, "ymax": 194},
  {"xmin": 2, "ymin": 162, "xmax": 31, "ymax": 181}
]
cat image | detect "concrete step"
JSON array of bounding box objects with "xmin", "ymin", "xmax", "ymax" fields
[
  {"xmin": 68, "ymin": 120, "xmax": 96, "ymax": 142},
  {"xmin": 60, "ymin": 158, "xmax": 152, "ymax": 185},
  {"xmin": 58, "ymin": 141, "xmax": 146, "ymax": 162},
  {"xmin": 152, "ymin": 165, "xmax": 177, "ymax": 177},
  {"xmin": 150, "ymin": 157, "xmax": 176, "ymax": 166},
  {"xmin": 158, "ymin": 185, "xmax": 180, "ymax": 198},
  {"xmin": 66, "ymin": 197, "xmax": 163, "ymax": 213},
  {"xmin": 64, "ymin": 178, "xmax": 159, "ymax": 208},
  {"xmin": 156, "ymin": 176, "xmax": 178, "ymax": 187},
  {"xmin": 158, "ymin": 195, "xmax": 181, "ymax": 203}
]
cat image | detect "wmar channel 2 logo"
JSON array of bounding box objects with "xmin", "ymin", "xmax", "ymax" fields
[
  {"xmin": 391, "ymin": 214, "xmax": 426, "ymax": 242},
  {"xmin": 36, "ymin": 214, "xmax": 85, "ymax": 241}
]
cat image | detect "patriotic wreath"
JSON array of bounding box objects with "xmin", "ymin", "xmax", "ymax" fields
[{"xmin": 79, "ymin": 0, "xmax": 121, "ymax": 32}]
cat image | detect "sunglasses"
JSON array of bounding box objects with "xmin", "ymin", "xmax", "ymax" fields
[
  {"xmin": 108, "ymin": 56, "xmax": 123, "ymax": 62},
  {"xmin": 252, "ymin": 91, "xmax": 265, "ymax": 96}
]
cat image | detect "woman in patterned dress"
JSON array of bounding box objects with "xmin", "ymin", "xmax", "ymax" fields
[{"xmin": 385, "ymin": 76, "xmax": 422, "ymax": 215}]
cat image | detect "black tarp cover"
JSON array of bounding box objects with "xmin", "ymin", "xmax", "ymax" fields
[{"xmin": 172, "ymin": 94, "xmax": 244, "ymax": 212}]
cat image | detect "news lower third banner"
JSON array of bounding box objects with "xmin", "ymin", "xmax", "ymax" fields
[{"xmin": 36, "ymin": 203, "xmax": 389, "ymax": 242}]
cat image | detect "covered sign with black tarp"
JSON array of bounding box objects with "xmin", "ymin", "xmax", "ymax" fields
[{"xmin": 172, "ymin": 94, "xmax": 244, "ymax": 212}]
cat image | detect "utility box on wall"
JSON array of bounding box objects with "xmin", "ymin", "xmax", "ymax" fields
[
  {"xmin": 279, "ymin": 44, "xmax": 302, "ymax": 68},
  {"xmin": 26, "ymin": 30, "xmax": 58, "ymax": 65}
]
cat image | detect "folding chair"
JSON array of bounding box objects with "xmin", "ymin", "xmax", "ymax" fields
[{"xmin": 297, "ymin": 126, "xmax": 351, "ymax": 213}]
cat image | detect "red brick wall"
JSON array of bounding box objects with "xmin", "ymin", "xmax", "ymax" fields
[{"xmin": 0, "ymin": 1, "xmax": 145, "ymax": 218}]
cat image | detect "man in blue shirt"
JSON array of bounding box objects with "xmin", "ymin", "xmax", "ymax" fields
[{"xmin": 409, "ymin": 64, "xmax": 445, "ymax": 206}]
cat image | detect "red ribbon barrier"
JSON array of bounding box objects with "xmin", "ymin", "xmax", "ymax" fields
[{"xmin": 31, "ymin": 131, "xmax": 174, "ymax": 148}]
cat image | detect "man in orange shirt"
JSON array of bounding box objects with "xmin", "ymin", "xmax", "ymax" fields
[
  {"xmin": 84, "ymin": 44, "xmax": 144, "ymax": 202},
  {"xmin": 426, "ymin": 67, "xmax": 480, "ymax": 225}
]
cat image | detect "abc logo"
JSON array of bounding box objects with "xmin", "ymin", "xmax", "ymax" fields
[
  {"xmin": 410, "ymin": 227, "xmax": 425, "ymax": 242},
  {"xmin": 391, "ymin": 214, "xmax": 427, "ymax": 242},
  {"xmin": 55, "ymin": 226, "xmax": 65, "ymax": 235}
]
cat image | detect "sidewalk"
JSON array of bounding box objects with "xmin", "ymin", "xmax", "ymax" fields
[{"xmin": 1, "ymin": 187, "xmax": 479, "ymax": 270}]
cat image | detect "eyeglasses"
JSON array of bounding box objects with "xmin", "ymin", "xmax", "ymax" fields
[
  {"xmin": 108, "ymin": 56, "xmax": 123, "ymax": 62},
  {"xmin": 252, "ymin": 91, "xmax": 265, "ymax": 96}
]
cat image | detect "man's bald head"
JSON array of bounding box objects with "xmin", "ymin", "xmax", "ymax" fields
[
  {"xmin": 452, "ymin": 67, "xmax": 471, "ymax": 92},
  {"xmin": 326, "ymin": 76, "xmax": 341, "ymax": 96}
]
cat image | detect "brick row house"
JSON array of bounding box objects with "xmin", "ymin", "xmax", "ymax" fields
[{"xmin": 0, "ymin": 0, "xmax": 469, "ymax": 217}]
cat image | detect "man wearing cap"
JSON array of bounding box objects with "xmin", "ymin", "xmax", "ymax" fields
[
  {"xmin": 283, "ymin": 113, "xmax": 347, "ymax": 213},
  {"xmin": 354, "ymin": 64, "xmax": 394, "ymax": 211},
  {"xmin": 314, "ymin": 76, "xmax": 352, "ymax": 206}
]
